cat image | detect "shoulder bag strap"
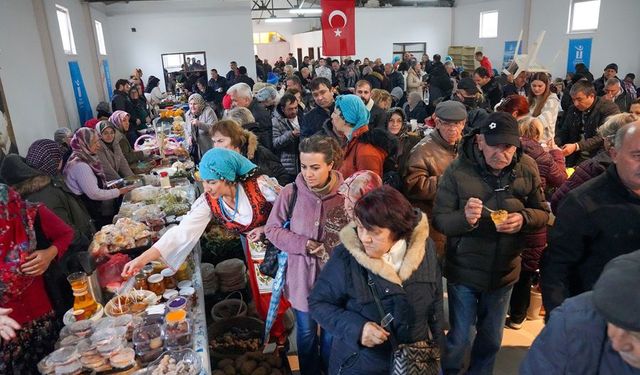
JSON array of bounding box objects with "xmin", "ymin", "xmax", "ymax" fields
[
  {"xmin": 367, "ymin": 271, "xmax": 398, "ymax": 349},
  {"xmin": 283, "ymin": 183, "xmax": 298, "ymax": 229}
]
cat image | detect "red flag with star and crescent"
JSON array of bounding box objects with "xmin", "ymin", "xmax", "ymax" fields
[{"xmin": 321, "ymin": 0, "xmax": 355, "ymax": 56}]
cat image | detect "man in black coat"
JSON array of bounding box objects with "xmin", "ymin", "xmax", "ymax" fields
[
  {"xmin": 286, "ymin": 53, "xmax": 297, "ymax": 69},
  {"xmin": 227, "ymin": 82, "xmax": 273, "ymax": 150},
  {"xmin": 593, "ymin": 63, "xmax": 623, "ymax": 97},
  {"xmin": 473, "ymin": 67, "xmax": 502, "ymax": 110},
  {"xmin": 556, "ymin": 80, "xmax": 620, "ymax": 166},
  {"xmin": 111, "ymin": 79, "xmax": 134, "ymax": 115},
  {"xmin": 302, "ymin": 78, "xmax": 335, "ymax": 137},
  {"xmin": 502, "ymin": 71, "xmax": 530, "ymax": 98},
  {"xmin": 355, "ymin": 80, "xmax": 386, "ymax": 130},
  {"xmin": 235, "ymin": 66, "xmax": 255, "ymax": 90},
  {"xmin": 226, "ymin": 61, "xmax": 238, "ymax": 86},
  {"xmin": 384, "ymin": 63, "xmax": 404, "ymax": 91},
  {"xmin": 541, "ymin": 121, "xmax": 640, "ymax": 317}
]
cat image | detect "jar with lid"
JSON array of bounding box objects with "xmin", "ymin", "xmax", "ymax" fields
[
  {"xmin": 147, "ymin": 274, "xmax": 165, "ymax": 296},
  {"xmin": 166, "ymin": 295, "xmax": 189, "ymax": 312},
  {"xmin": 161, "ymin": 268, "xmax": 177, "ymax": 289},
  {"xmin": 133, "ymin": 323, "xmax": 164, "ymax": 364},
  {"xmin": 179, "ymin": 286, "xmax": 196, "ymax": 306},
  {"xmin": 175, "ymin": 261, "xmax": 191, "ymax": 282},
  {"xmin": 67, "ymin": 272, "xmax": 98, "ymax": 320},
  {"xmin": 163, "ymin": 309, "xmax": 192, "ymax": 350},
  {"xmin": 134, "ymin": 272, "xmax": 148, "ymax": 290},
  {"xmin": 160, "ymin": 171, "xmax": 171, "ymax": 188},
  {"xmin": 142, "ymin": 264, "xmax": 154, "ymax": 278}
]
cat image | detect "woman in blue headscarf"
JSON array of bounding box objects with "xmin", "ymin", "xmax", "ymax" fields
[
  {"xmin": 122, "ymin": 148, "xmax": 291, "ymax": 341},
  {"xmin": 331, "ymin": 95, "xmax": 397, "ymax": 179}
]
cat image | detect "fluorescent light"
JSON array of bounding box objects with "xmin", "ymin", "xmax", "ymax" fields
[
  {"xmin": 288, "ymin": 8, "xmax": 322, "ymax": 14},
  {"xmin": 265, "ymin": 18, "xmax": 293, "ymax": 23}
]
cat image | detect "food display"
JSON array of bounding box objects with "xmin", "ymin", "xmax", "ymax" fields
[
  {"xmin": 210, "ymin": 327, "xmax": 261, "ymax": 354},
  {"xmin": 89, "ymin": 218, "xmax": 153, "ymax": 256},
  {"xmin": 149, "ymin": 350, "xmax": 201, "ymax": 375},
  {"xmin": 213, "ymin": 352, "xmax": 285, "ymax": 375}
]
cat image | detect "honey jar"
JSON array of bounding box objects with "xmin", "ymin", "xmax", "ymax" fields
[
  {"xmin": 147, "ymin": 274, "xmax": 165, "ymax": 296},
  {"xmin": 161, "ymin": 268, "xmax": 177, "ymax": 290}
]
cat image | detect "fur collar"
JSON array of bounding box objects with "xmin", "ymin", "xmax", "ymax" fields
[
  {"xmin": 357, "ymin": 127, "xmax": 399, "ymax": 155},
  {"xmin": 339, "ymin": 213, "xmax": 429, "ymax": 285},
  {"xmin": 14, "ymin": 175, "xmax": 51, "ymax": 196},
  {"xmin": 241, "ymin": 128, "xmax": 259, "ymax": 160}
]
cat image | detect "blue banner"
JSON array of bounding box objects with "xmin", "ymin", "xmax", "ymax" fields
[
  {"xmin": 68, "ymin": 61, "xmax": 93, "ymax": 125},
  {"xmin": 566, "ymin": 38, "xmax": 592, "ymax": 73},
  {"xmin": 103, "ymin": 59, "xmax": 113, "ymax": 101},
  {"xmin": 502, "ymin": 40, "xmax": 522, "ymax": 69}
]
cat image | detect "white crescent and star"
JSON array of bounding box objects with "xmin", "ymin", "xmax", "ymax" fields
[{"xmin": 328, "ymin": 10, "xmax": 347, "ymax": 37}]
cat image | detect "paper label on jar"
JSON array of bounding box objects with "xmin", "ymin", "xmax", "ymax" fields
[{"xmin": 253, "ymin": 263, "xmax": 273, "ymax": 293}]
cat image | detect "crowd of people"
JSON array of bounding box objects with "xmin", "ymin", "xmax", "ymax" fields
[{"xmin": 1, "ymin": 48, "xmax": 640, "ymax": 375}]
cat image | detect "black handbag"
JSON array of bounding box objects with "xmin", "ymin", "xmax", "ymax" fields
[
  {"xmin": 259, "ymin": 184, "xmax": 298, "ymax": 278},
  {"xmin": 367, "ymin": 272, "xmax": 441, "ymax": 375}
]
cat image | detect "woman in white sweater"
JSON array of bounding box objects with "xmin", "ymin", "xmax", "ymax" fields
[{"xmin": 528, "ymin": 72, "xmax": 560, "ymax": 143}]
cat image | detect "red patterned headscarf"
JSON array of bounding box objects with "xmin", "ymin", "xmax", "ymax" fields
[{"xmin": 0, "ymin": 184, "xmax": 40, "ymax": 304}]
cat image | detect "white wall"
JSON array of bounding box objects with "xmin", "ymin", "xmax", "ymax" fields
[
  {"xmin": 290, "ymin": 7, "xmax": 453, "ymax": 63},
  {"xmin": 530, "ymin": 0, "xmax": 640, "ymax": 79},
  {"xmin": 252, "ymin": 18, "xmax": 320, "ymax": 43},
  {"xmin": 105, "ymin": 1, "xmax": 255, "ymax": 90},
  {"xmin": 42, "ymin": 0, "xmax": 105, "ymax": 128},
  {"xmin": 0, "ymin": 0, "xmax": 59, "ymax": 154},
  {"xmin": 453, "ymin": 0, "xmax": 640, "ymax": 79},
  {"xmin": 452, "ymin": 0, "xmax": 525, "ymax": 72}
]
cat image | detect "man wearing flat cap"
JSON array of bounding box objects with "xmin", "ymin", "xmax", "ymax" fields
[
  {"xmin": 433, "ymin": 112, "xmax": 550, "ymax": 375},
  {"xmin": 522, "ymin": 250, "xmax": 640, "ymax": 374},
  {"xmin": 405, "ymin": 100, "xmax": 467, "ymax": 257}
]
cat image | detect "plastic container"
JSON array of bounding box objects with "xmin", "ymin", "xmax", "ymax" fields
[
  {"xmin": 163, "ymin": 310, "xmax": 192, "ymax": 350},
  {"xmin": 177, "ymin": 280, "xmax": 192, "ymax": 290},
  {"xmin": 37, "ymin": 355, "xmax": 55, "ymax": 375},
  {"xmin": 179, "ymin": 286, "xmax": 196, "ymax": 306},
  {"xmin": 166, "ymin": 295, "xmax": 189, "ymax": 312},
  {"xmin": 90, "ymin": 327, "xmax": 117, "ymax": 346},
  {"xmin": 133, "ymin": 323, "xmax": 164, "ymax": 353},
  {"xmin": 163, "ymin": 289, "xmax": 179, "ymax": 302},
  {"xmin": 68, "ymin": 320, "xmax": 93, "ymax": 338},
  {"xmin": 96, "ymin": 337, "xmax": 123, "ymax": 357},
  {"xmin": 109, "ymin": 347, "xmax": 136, "ymax": 369},
  {"xmin": 160, "ymin": 171, "xmax": 171, "ymax": 188},
  {"xmin": 47, "ymin": 347, "xmax": 81, "ymax": 374},
  {"xmin": 147, "ymin": 349, "xmax": 201, "ymax": 375}
]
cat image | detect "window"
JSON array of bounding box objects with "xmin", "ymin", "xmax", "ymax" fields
[
  {"xmin": 94, "ymin": 20, "xmax": 106, "ymax": 55},
  {"xmin": 56, "ymin": 5, "xmax": 77, "ymax": 54},
  {"xmin": 479, "ymin": 10, "xmax": 498, "ymax": 39},
  {"xmin": 392, "ymin": 43, "xmax": 426, "ymax": 62},
  {"xmin": 252, "ymin": 32, "xmax": 286, "ymax": 44},
  {"xmin": 568, "ymin": 0, "xmax": 600, "ymax": 33}
]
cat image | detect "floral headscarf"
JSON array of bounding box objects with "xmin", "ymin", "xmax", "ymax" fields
[
  {"xmin": 338, "ymin": 170, "xmax": 383, "ymax": 207},
  {"xmin": 109, "ymin": 110, "xmax": 130, "ymax": 133},
  {"xmin": 64, "ymin": 128, "xmax": 107, "ymax": 186},
  {"xmin": 0, "ymin": 184, "xmax": 40, "ymax": 304}
]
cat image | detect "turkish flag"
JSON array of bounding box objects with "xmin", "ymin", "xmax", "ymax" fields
[{"xmin": 321, "ymin": 0, "xmax": 356, "ymax": 57}]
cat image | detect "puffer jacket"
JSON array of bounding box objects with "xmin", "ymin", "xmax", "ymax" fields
[
  {"xmin": 432, "ymin": 131, "xmax": 550, "ymax": 291},
  {"xmin": 340, "ymin": 126, "xmax": 398, "ymax": 179},
  {"xmin": 404, "ymin": 129, "xmax": 459, "ymax": 257},
  {"xmin": 240, "ymin": 127, "xmax": 292, "ymax": 185},
  {"xmin": 309, "ymin": 213, "xmax": 444, "ymax": 375},
  {"xmin": 521, "ymin": 292, "xmax": 636, "ymax": 375},
  {"xmin": 271, "ymin": 110, "xmax": 304, "ymax": 176},
  {"xmin": 519, "ymin": 137, "xmax": 567, "ymax": 272},
  {"xmin": 550, "ymin": 151, "xmax": 612, "ymax": 214},
  {"xmin": 406, "ymin": 68, "xmax": 423, "ymax": 99},
  {"xmin": 555, "ymin": 96, "xmax": 620, "ymax": 166}
]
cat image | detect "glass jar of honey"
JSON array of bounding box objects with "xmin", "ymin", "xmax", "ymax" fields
[
  {"xmin": 134, "ymin": 272, "xmax": 148, "ymax": 291},
  {"xmin": 67, "ymin": 272, "xmax": 99, "ymax": 320},
  {"xmin": 161, "ymin": 268, "xmax": 177, "ymax": 290},
  {"xmin": 147, "ymin": 274, "xmax": 165, "ymax": 296},
  {"xmin": 175, "ymin": 262, "xmax": 191, "ymax": 282}
]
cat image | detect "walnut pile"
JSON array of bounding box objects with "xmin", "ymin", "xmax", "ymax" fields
[{"xmin": 151, "ymin": 355, "xmax": 197, "ymax": 375}]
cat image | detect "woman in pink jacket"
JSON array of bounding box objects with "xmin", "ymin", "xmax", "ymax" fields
[{"xmin": 265, "ymin": 135, "xmax": 348, "ymax": 375}]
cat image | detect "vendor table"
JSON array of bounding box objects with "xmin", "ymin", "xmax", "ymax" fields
[{"xmin": 190, "ymin": 243, "xmax": 211, "ymax": 375}]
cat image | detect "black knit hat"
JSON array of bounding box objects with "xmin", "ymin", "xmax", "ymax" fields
[
  {"xmin": 593, "ymin": 250, "xmax": 640, "ymax": 332},
  {"xmin": 605, "ymin": 63, "xmax": 618, "ymax": 73}
]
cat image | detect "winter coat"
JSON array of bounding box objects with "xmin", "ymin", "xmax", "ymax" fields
[
  {"xmin": 432, "ymin": 132, "xmax": 550, "ymax": 291},
  {"xmin": 556, "ymin": 96, "xmax": 620, "ymax": 166},
  {"xmin": 502, "ymin": 83, "xmax": 530, "ymax": 98},
  {"xmin": 272, "ymin": 111, "xmax": 303, "ymax": 176},
  {"xmin": 117, "ymin": 129, "xmax": 144, "ymax": 164},
  {"xmin": 521, "ymin": 292, "xmax": 638, "ymax": 375},
  {"xmin": 530, "ymin": 93, "xmax": 561, "ymax": 143},
  {"xmin": 111, "ymin": 90, "xmax": 134, "ymax": 115},
  {"xmin": 386, "ymin": 71, "xmax": 405, "ymax": 91},
  {"xmin": 613, "ymin": 91, "xmax": 633, "ymax": 112},
  {"xmin": 406, "ymin": 68, "xmax": 423, "ymax": 99},
  {"xmin": 541, "ymin": 165, "xmax": 640, "ymax": 314},
  {"xmin": 404, "ymin": 129, "xmax": 459, "ymax": 257},
  {"xmin": 364, "ymin": 72, "xmax": 384, "ymax": 90},
  {"xmin": 550, "ymin": 151, "xmax": 611, "ymax": 214},
  {"xmin": 428, "ymin": 62, "xmax": 453, "ymax": 102},
  {"xmin": 309, "ymin": 213, "xmax": 445, "ymax": 375},
  {"xmin": 240, "ymin": 127, "xmax": 292, "ymax": 185},
  {"xmin": 248, "ymin": 99, "xmax": 274, "ymax": 150},
  {"xmin": 480, "ymin": 77, "xmax": 503, "ymax": 110},
  {"xmin": 235, "ymin": 74, "xmax": 255, "ymax": 90},
  {"xmin": 594, "ymin": 75, "xmax": 623, "ymax": 97},
  {"xmin": 265, "ymin": 173, "xmax": 348, "ymax": 312},
  {"xmin": 403, "ymin": 100, "xmax": 429, "ymax": 124},
  {"xmin": 185, "ymin": 105, "xmax": 218, "ymax": 157},
  {"xmin": 391, "ymin": 130, "xmax": 421, "ymax": 179},
  {"xmin": 340, "ymin": 126, "xmax": 397, "ymax": 179},
  {"xmin": 96, "ymin": 139, "xmax": 134, "ymax": 182},
  {"xmin": 368, "ymin": 103, "xmax": 387, "ymax": 131},
  {"xmin": 519, "ymin": 137, "xmax": 567, "ymax": 272},
  {"xmin": 315, "ymin": 66, "xmax": 333, "ymax": 82},
  {"xmin": 302, "ymin": 103, "xmax": 335, "ymax": 138}
]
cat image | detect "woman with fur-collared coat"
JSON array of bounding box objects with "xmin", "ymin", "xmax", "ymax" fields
[{"xmin": 309, "ymin": 186, "xmax": 444, "ymax": 375}]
